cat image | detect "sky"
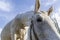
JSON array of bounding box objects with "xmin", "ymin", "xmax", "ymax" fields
[{"xmin": 0, "ymin": 0, "xmax": 60, "ymax": 40}]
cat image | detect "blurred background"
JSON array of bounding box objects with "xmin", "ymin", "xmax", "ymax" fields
[{"xmin": 0, "ymin": 0, "xmax": 60, "ymax": 40}]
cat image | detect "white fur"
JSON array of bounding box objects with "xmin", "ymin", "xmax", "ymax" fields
[
  {"xmin": 1, "ymin": 11, "xmax": 34, "ymax": 40},
  {"xmin": 1, "ymin": 11, "xmax": 60, "ymax": 40}
]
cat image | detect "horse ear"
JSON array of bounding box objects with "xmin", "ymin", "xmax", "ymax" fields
[
  {"xmin": 34, "ymin": 0, "xmax": 40, "ymax": 13},
  {"xmin": 47, "ymin": 6, "xmax": 53, "ymax": 16}
]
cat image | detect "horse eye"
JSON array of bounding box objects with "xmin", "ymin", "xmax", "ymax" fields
[{"xmin": 37, "ymin": 17, "xmax": 42, "ymax": 22}]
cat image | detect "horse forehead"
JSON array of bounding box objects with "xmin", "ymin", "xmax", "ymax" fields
[
  {"xmin": 34, "ymin": 13, "xmax": 47, "ymax": 19},
  {"xmin": 35, "ymin": 11, "xmax": 48, "ymax": 16}
]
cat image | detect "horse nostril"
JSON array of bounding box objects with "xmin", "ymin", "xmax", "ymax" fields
[{"xmin": 37, "ymin": 17, "xmax": 42, "ymax": 22}]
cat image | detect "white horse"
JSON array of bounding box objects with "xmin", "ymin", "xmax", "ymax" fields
[
  {"xmin": 1, "ymin": 0, "xmax": 60, "ymax": 40},
  {"xmin": 24, "ymin": 0, "xmax": 60, "ymax": 40}
]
